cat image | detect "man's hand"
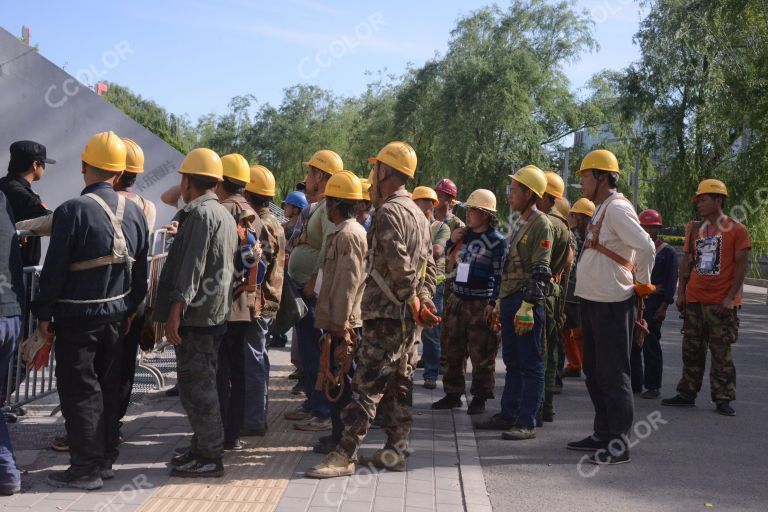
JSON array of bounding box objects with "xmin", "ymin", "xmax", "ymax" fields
[
  {"xmin": 125, "ymin": 315, "xmax": 134, "ymax": 335},
  {"xmin": 420, "ymin": 299, "xmax": 441, "ymax": 328},
  {"xmin": 676, "ymin": 293, "xmax": 686, "ymax": 314},
  {"xmin": 483, "ymin": 305, "xmax": 495, "ymax": 323},
  {"xmin": 37, "ymin": 320, "xmax": 54, "ymax": 338},
  {"xmin": 717, "ymin": 296, "xmax": 735, "ymax": 316},
  {"xmin": 451, "ymin": 227, "xmax": 467, "ymax": 245},
  {"xmin": 514, "ymin": 301, "xmax": 535, "ymax": 336},
  {"xmin": 164, "ymin": 221, "xmax": 179, "ymax": 237},
  {"xmin": 165, "ymin": 302, "xmax": 183, "ymax": 346},
  {"xmin": 653, "ymin": 303, "xmax": 668, "ymax": 323}
]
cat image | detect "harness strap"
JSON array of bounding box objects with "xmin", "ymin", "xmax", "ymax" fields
[{"xmin": 582, "ymin": 194, "xmax": 636, "ymax": 271}]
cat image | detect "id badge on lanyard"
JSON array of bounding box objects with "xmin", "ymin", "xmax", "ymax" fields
[{"xmin": 698, "ymin": 238, "xmax": 716, "ymax": 273}]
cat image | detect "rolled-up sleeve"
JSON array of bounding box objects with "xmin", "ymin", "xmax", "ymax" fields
[{"xmin": 612, "ymin": 203, "xmax": 655, "ymax": 284}]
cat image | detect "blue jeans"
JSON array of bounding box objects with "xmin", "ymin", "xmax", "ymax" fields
[
  {"xmin": 499, "ymin": 293, "xmax": 545, "ymax": 428},
  {"xmin": 243, "ymin": 317, "xmax": 272, "ymax": 428},
  {"xmin": 422, "ymin": 282, "xmax": 445, "ymax": 380},
  {"xmin": 0, "ymin": 316, "xmax": 20, "ymax": 486},
  {"xmin": 296, "ymin": 296, "xmax": 330, "ymax": 419}
]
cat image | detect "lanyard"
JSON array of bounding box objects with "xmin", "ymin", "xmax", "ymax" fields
[
  {"xmin": 511, "ymin": 208, "xmax": 537, "ymax": 244},
  {"xmin": 704, "ymin": 216, "xmax": 725, "ymax": 241}
]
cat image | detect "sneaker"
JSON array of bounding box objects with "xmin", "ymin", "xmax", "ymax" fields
[
  {"xmin": 294, "ymin": 417, "xmax": 332, "ymax": 431},
  {"xmin": 170, "ymin": 450, "xmax": 198, "ymax": 467},
  {"xmin": 567, "ymin": 435, "xmax": 608, "ymax": 452},
  {"xmin": 51, "ymin": 436, "xmax": 69, "ymax": 452},
  {"xmin": 224, "ymin": 439, "xmax": 246, "ymax": 451},
  {"xmin": 423, "ymin": 378, "xmax": 437, "ymax": 390},
  {"xmin": 641, "ymin": 389, "xmax": 660, "ymax": 399},
  {"xmin": 165, "ymin": 385, "xmax": 179, "ymax": 397},
  {"xmin": 661, "ymin": 394, "xmax": 695, "ymax": 407},
  {"xmin": 291, "ymin": 382, "xmax": 304, "ymax": 395},
  {"xmin": 501, "ymin": 425, "xmax": 536, "ymax": 440},
  {"xmin": 562, "ymin": 368, "xmax": 581, "ymax": 378},
  {"xmin": 174, "ymin": 444, "xmax": 191, "ymax": 455},
  {"xmin": 313, "ymin": 435, "xmax": 337, "ymax": 454},
  {"xmin": 431, "ymin": 394, "xmax": 462, "ymax": 410},
  {"xmin": 288, "ymin": 369, "xmax": 303, "ymax": 380},
  {"xmin": 716, "ymin": 401, "xmax": 736, "ymax": 416},
  {"xmin": 359, "ymin": 448, "xmax": 406, "ymax": 472},
  {"xmin": 473, "ymin": 413, "xmax": 516, "ymax": 431},
  {"xmin": 47, "ymin": 468, "xmax": 103, "ymax": 490},
  {"xmin": 284, "ymin": 406, "xmax": 312, "ymax": 421},
  {"xmin": 587, "ymin": 446, "xmax": 630, "ymax": 465},
  {"xmin": 170, "ymin": 457, "xmax": 224, "ymax": 478},
  {"xmin": 240, "ymin": 424, "xmax": 268, "ymax": 437},
  {"xmin": 0, "ymin": 482, "xmax": 20, "ymax": 496},
  {"xmin": 306, "ymin": 451, "xmax": 354, "ymax": 479},
  {"xmin": 466, "ymin": 397, "xmax": 486, "ymax": 415},
  {"xmin": 101, "ymin": 464, "xmax": 115, "ymax": 480}
]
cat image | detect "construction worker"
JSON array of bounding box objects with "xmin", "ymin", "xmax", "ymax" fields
[
  {"xmin": 1, "ymin": 140, "xmax": 55, "ymax": 265},
  {"xmin": 312, "ymin": 171, "xmax": 368, "ymax": 455},
  {"xmin": 356, "ymin": 175, "xmax": 373, "ymax": 231},
  {"xmin": 284, "ymin": 150, "xmax": 343, "ymax": 432},
  {"xmin": 474, "ymin": 166, "xmax": 552, "ymax": 441},
  {"xmin": 412, "ymin": 186, "xmax": 450, "ymax": 390},
  {"xmin": 568, "ymin": 149, "xmax": 655, "ymax": 465},
  {"xmin": 242, "ymin": 165, "xmax": 285, "ymax": 434},
  {"xmin": 434, "ymin": 178, "xmax": 465, "ymax": 233},
  {"xmin": 154, "ymin": 148, "xmax": 237, "ymax": 478},
  {"xmin": 307, "ymin": 141, "xmax": 437, "ymax": 478},
  {"xmin": 562, "ymin": 198, "xmax": 595, "ymax": 378},
  {"xmin": 0, "ymin": 190, "xmax": 24, "ymax": 496},
  {"xmin": 537, "ymin": 172, "xmax": 573, "ymax": 424},
  {"xmin": 432, "ymin": 189, "xmax": 506, "ymax": 415},
  {"xmin": 114, "ymin": 138, "xmax": 157, "ymax": 440},
  {"xmin": 631, "ymin": 210, "xmax": 677, "ymax": 399},
  {"xmin": 214, "ymin": 153, "xmax": 263, "ymax": 449},
  {"xmin": 282, "ymin": 191, "xmax": 308, "ymax": 244},
  {"xmin": 32, "ymin": 132, "xmax": 148, "ymax": 489},
  {"xmin": 662, "ymin": 179, "xmax": 750, "ymax": 416}
]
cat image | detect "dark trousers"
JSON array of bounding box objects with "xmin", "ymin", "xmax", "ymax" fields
[
  {"xmin": 296, "ymin": 296, "xmax": 330, "ymax": 419},
  {"xmin": 217, "ymin": 321, "xmax": 248, "ymax": 443},
  {"xmin": 630, "ymin": 296, "xmax": 664, "ymax": 392},
  {"xmin": 0, "ymin": 316, "xmax": 21, "ymax": 486},
  {"xmin": 330, "ymin": 328, "xmax": 359, "ymax": 443},
  {"xmin": 55, "ymin": 319, "xmax": 125, "ymax": 473},
  {"xmin": 118, "ymin": 313, "xmax": 145, "ymax": 420},
  {"xmin": 580, "ymin": 296, "xmax": 635, "ymax": 441}
]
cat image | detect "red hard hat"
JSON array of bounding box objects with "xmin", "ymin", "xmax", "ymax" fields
[
  {"xmin": 435, "ymin": 178, "xmax": 458, "ymax": 198},
  {"xmin": 639, "ymin": 209, "xmax": 663, "ymax": 227}
]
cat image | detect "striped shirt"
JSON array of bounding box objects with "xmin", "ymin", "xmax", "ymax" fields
[{"xmin": 452, "ymin": 228, "xmax": 508, "ymax": 300}]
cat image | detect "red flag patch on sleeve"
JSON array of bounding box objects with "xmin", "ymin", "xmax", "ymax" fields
[{"xmin": 540, "ymin": 240, "xmax": 551, "ymax": 249}]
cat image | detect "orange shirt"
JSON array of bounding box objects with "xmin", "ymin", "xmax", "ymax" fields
[{"xmin": 685, "ymin": 217, "xmax": 751, "ymax": 305}]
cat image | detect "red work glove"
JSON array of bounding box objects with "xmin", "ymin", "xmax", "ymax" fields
[{"xmin": 419, "ymin": 299, "xmax": 441, "ymax": 328}]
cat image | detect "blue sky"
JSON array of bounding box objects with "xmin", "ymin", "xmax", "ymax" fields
[{"xmin": 2, "ymin": 0, "xmax": 645, "ymax": 122}]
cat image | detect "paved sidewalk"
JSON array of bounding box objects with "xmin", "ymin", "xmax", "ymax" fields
[{"xmin": 3, "ymin": 347, "xmax": 492, "ymax": 512}]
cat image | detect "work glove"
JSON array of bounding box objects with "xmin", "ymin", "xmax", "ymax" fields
[
  {"xmin": 419, "ymin": 298, "xmax": 441, "ymax": 328},
  {"xmin": 634, "ymin": 282, "xmax": 656, "ymax": 298},
  {"xmin": 19, "ymin": 331, "xmax": 53, "ymax": 370},
  {"xmin": 514, "ymin": 301, "xmax": 536, "ymax": 336}
]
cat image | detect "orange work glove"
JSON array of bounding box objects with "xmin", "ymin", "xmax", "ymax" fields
[
  {"xmin": 634, "ymin": 283, "xmax": 656, "ymax": 298},
  {"xmin": 419, "ymin": 299, "xmax": 441, "ymax": 328},
  {"xmin": 406, "ymin": 295, "xmax": 422, "ymax": 325}
]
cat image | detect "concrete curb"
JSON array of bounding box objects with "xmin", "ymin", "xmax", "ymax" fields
[{"xmin": 452, "ymin": 411, "xmax": 493, "ymax": 512}]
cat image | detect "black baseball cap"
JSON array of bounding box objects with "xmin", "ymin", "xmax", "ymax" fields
[
  {"xmin": 9, "ymin": 141, "xmax": 56, "ymax": 164},
  {"xmin": 295, "ymin": 181, "xmax": 306, "ymax": 191}
]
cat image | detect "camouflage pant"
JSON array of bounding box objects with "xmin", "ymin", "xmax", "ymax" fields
[
  {"xmin": 442, "ymin": 294, "xmax": 500, "ymax": 399},
  {"xmin": 542, "ymin": 283, "xmax": 564, "ymax": 417},
  {"xmin": 176, "ymin": 328, "xmax": 225, "ymax": 459},
  {"xmin": 676, "ymin": 303, "xmax": 739, "ymax": 402},
  {"xmin": 337, "ymin": 318, "xmax": 418, "ymax": 459}
]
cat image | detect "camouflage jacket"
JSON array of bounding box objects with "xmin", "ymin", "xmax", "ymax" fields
[
  {"xmin": 362, "ymin": 189, "xmax": 437, "ymax": 321},
  {"xmin": 257, "ymin": 206, "xmax": 286, "ymax": 318}
]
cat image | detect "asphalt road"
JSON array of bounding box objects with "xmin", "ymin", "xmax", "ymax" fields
[{"xmin": 469, "ymin": 285, "xmax": 767, "ymax": 512}]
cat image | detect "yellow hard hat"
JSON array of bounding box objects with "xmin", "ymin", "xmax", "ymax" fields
[
  {"xmin": 695, "ymin": 179, "xmax": 728, "ymax": 199},
  {"xmin": 544, "ymin": 171, "xmax": 565, "ymax": 199},
  {"xmin": 82, "ymin": 131, "xmax": 126, "ymax": 172},
  {"xmin": 360, "ymin": 177, "xmax": 371, "ymax": 201},
  {"xmin": 179, "ymin": 148, "xmax": 223, "ymax": 182},
  {"xmin": 554, "ymin": 197, "xmax": 571, "ymax": 218},
  {"xmin": 412, "ymin": 186, "xmax": 438, "ymax": 206},
  {"xmin": 509, "ymin": 165, "xmax": 547, "ymax": 198},
  {"xmin": 368, "ymin": 141, "xmax": 417, "ymax": 179},
  {"xmin": 121, "ymin": 138, "xmax": 144, "ymax": 173},
  {"xmin": 221, "ymin": 153, "xmax": 250, "ymax": 184},
  {"xmin": 464, "ymin": 189, "xmax": 497, "ymax": 213},
  {"xmin": 303, "ymin": 149, "xmax": 343, "ymax": 175},
  {"xmin": 246, "ymin": 165, "xmax": 276, "ymax": 197},
  {"xmin": 578, "ymin": 149, "xmax": 620, "ymax": 174},
  {"xmin": 325, "ymin": 170, "xmax": 363, "ymax": 201},
  {"xmin": 570, "ymin": 197, "xmax": 596, "ymax": 217}
]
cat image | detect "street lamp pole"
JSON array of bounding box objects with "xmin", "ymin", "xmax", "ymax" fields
[{"xmin": 633, "ymin": 138, "xmax": 640, "ymax": 211}]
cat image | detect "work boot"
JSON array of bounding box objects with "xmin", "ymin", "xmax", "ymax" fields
[
  {"xmin": 466, "ymin": 397, "xmax": 486, "ymax": 415},
  {"xmin": 359, "ymin": 448, "xmax": 406, "ymax": 472},
  {"xmin": 51, "ymin": 435, "xmax": 69, "ymax": 452},
  {"xmin": 562, "ymin": 368, "xmax": 581, "ymax": 378},
  {"xmin": 423, "ymin": 378, "xmax": 437, "ymax": 390},
  {"xmin": 473, "ymin": 413, "xmax": 516, "ymax": 431},
  {"xmin": 101, "ymin": 463, "xmax": 115, "ymax": 480},
  {"xmin": 716, "ymin": 401, "xmax": 736, "ymax": 416},
  {"xmin": 165, "ymin": 384, "xmax": 179, "ymax": 397},
  {"xmin": 170, "ymin": 457, "xmax": 224, "ymax": 478},
  {"xmin": 501, "ymin": 426, "xmax": 536, "ymax": 441},
  {"xmin": 542, "ymin": 411, "xmax": 554, "ymax": 423},
  {"xmin": 588, "ymin": 445, "xmax": 630, "ymax": 465},
  {"xmin": 661, "ymin": 394, "xmax": 695, "ymax": 407},
  {"xmin": 294, "ymin": 416, "xmax": 332, "ymax": 431},
  {"xmin": 306, "ymin": 451, "xmax": 354, "ymax": 479},
  {"xmin": 431, "ymin": 394, "xmax": 462, "ymax": 410},
  {"xmin": 287, "ymin": 368, "xmax": 303, "ymax": 380},
  {"xmin": 641, "ymin": 389, "xmax": 660, "ymax": 399},
  {"xmin": 567, "ymin": 435, "xmax": 608, "ymax": 452},
  {"xmin": 0, "ymin": 482, "xmax": 20, "ymax": 496},
  {"xmin": 47, "ymin": 468, "xmax": 103, "ymax": 490},
  {"xmin": 313, "ymin": 435, "xmax": 337, "ymax": 454},
  {"xmin": 170, "ymin": 450, "xmax": 198, "ymax": 467},
  {"xmin": 284, "ymin": 406, "xmax": 312, "ymax": 421}
]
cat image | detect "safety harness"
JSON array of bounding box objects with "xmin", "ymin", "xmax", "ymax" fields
[
  {"xmin": 315, "ymin": 328, "xmax": 359, "ymax": 402},
  {"xmin": 501, "ymin": 210, "xmax": 543, "ymax": 283},
  {"xmin": 59, "ymin": 193, "xmax": 134, "ymax": 304}
]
